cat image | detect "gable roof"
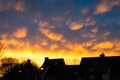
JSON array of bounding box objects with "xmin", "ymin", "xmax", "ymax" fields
[
  {"xmin": 80, "ymin": 55, "xmax": 120, "ymax": 74},
  {"xmin": 80, "ymin": 56, "xmax": 120, "ymax": 66},
  {"xmin": 41, "ymin": 57, "xmax": 65, "ymax": 68},
  {"xmin": 40, "ymin": 57, "xmax": 65, "ymax": 74}
]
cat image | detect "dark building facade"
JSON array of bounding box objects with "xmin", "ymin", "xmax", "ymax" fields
[
  {"xmin": 39, "ymin": 54, "xmax": 120, "ymax": 80},
  {"xmin": 62, "ymin": 65, "xmax": 80, "ymax": 80},
  {"xmin": 39, "ymin": 57, "xmax": 65, "ymax": 80},
  {"xmin": 39, "ymin": 57, "xmax": 80, "ymax": 80},
  {"xmin": 79, "ymin": 54, "xmax": 120, "ymax": 80}
]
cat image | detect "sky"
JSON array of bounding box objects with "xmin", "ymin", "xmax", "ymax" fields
[{"xmin": 0, "ymin": 0, "xmax": 120, "ymax": 66}]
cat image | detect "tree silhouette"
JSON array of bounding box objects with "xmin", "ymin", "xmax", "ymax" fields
[
  {"xmin": 0, "ymin": 57, "xmax": 19, "ymax": 78},
  {"xmin": 1, "ymin": 63, "xmax": 22, "ymax": 80},
  {"xmin": 1, "ymin": 59, "xmax": 39, "ymax": 80},
  {"xmin": 0, "ymin": 42, "xmax": 6, "ymax": 57},
  {"xmin": 0, "ymin": 58, "xmax": 19, "ymax": 74}
]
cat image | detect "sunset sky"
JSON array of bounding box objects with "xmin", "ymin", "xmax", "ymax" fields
[{"xmin": 0, "ymin": 0, "xmax": 120, "ymax": 66}]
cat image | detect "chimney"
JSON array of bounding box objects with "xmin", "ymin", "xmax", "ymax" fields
[
  {"xmin": 45, "ymin": 57, "xmax": 49, "ymax": 61},
  {"xmin": 100, "ymin": 53, "xmax": 105, "ymax": 58}
]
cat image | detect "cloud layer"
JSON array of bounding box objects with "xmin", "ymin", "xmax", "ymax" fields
[{"xmin": 0, "ymin": 0, "xmax": 120, "ymax": 66}]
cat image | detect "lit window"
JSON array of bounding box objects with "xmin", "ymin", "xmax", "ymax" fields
[
  {"xmin": 41, "ymin": 68, "xmax": 44, "ymax": 70},
  {"xmin": 19, "ymin": 70, "xmax": 22, "ymax": 73}
]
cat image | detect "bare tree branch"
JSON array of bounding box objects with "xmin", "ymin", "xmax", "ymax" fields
[{"xmin": 0, "ymin": 42, "xmax": 6, "ymax": 57}]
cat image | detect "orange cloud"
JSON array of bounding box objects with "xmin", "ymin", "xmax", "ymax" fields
[
  {"xmin": 95, "ymin": 4, "xmax": 110, "ymax": 14},
  {"xmin": 41, "ymin": 41, "xmax": 48, "ymax": 46},
  {"xmin": 0, "ymin": 40, "xmax": 83, "ymax": 66},
  {"xmin": 82, "ymin": 41, "xmax": 93, "ymax": 48},
  {"xmin": 69, "ymin": 22, "xmax": 84, "ymax": 30},
  {"xmin": 103, "ymin": 31, "xmax": 110, "ymax": 36},
  {"xmin": 1, "ymin": 38, "xmax": 25, "ymax": 48},
  {"xmin": 85, "ymin": 17, "xmax": 96, "ymax": 26},
  {"xmin": 15, "ymin": 1, "xmax": 25, "ymax": 12},
  {"xmin": 95, "ymin": 0, "xmax": 120, "ymax": 14},
  {"xmin": 91, "ymin": 28, "xmax": 98, "ymax": 33},
  {"xmin": 92, "ymin": 41, "xmax": 113, "ymax": 50},
  {"xmin": 81, "ymin": 32, "xmax": 95, "ymax": 39},
  {"xmin": 1, "ymin": 0, "xmax": 120, "ymax": 67},
  {"xmin": 38, "ymin": 21, "xmax": 49, "ymax": 28},
  {"xmin": 38, "ymin": 21, "xmax": 55, "ymax": 29},
  {"xmin": 13, "ymin": 27, "xmax": 27, "ymax": 38},
  {"xmin": 1, "ymin": 35, "xmax": 92, "ymax": 66},
  {"xmin": 66, "ymin": 43, "xmax": 89, "ymax": 54},
  {"xmin": 1, "ymin": 36, "xmax": 120, "ymax": 66},
  {"xmin": 50, "ymin": 44, "xmax": 58, "ymax": 51},
  {"xmin": 0, "ymin": 1, "xmax": 25, "ymax": 12},
  {"xmin": 1, "ymin": 34, "xmax": 8, "ymax": 39},
  {"xmin": 40, "ymin": 28, "xmax": 66, "ymax": 42},
  {"xmin": 113, "ymin": 42, "xmax": 120, "ymax": 51}
]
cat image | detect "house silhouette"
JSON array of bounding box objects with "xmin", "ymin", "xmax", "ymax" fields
[
  {"xmin": 39, "ymin": 57, "xmax": 65, "ymax": 80},
  {"xmin": 79, "ymin": 54, "xmax": 120, "ymax": 80},
  {"xmin": 1, "ymin": 59, "xmax": 39, "ymax": 80},
  {"xmin": 2, "ymin": 54, "xmax": 120, "ymax": 80},
  {"xmin": 39, "ymin": 54, "xmax": 120, "ymax": 80}
]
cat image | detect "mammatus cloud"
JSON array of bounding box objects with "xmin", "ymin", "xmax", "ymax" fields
[
  {"xmin": 95, "ymin": 4, "xmax": 110, "ymax": 14},
  {"xmin": 13, "ymin": 27, "xmax": 27, "ymax": 38},
  {"xmin": 40, "ymin": 28, "xmax": 66, "ymax": 43},
  {"xmin": 68, "ymin": 17, "xmax": 96, "ymax": 31},
  {"xmin": 69, "ymin": 22, "xmax": 84, "ymax": 30},
  {"xmin": 65, "ymin": 43, "xmax": 89, "ymax": 54},
  {"xmin": 1, "ymin": 33, "xmax": 120, "ymax": 66},
  {"xmin": 91, "ymin": 28, "xmax": 98, "ymax": 33},
  {"xmin": 15, "ymin": 0, "xmax": 25, "ymax": 12},
  {"xmin": 84, "ymin": 17, "xmax": 96, "ymax": 26},
  {"xmin": 49, "ymin": 44, "xmax": 58, "ymax": 51},
  {"xmin": 95, "ymin": 0, "xmax": 120, "ymax": 14},
  {"xmin": 38, "ymin": 21, "xmax": 49, "ymax": 28},
  {"xmin": 92, "ymin": 41, "xmax": 113, "ymax": 50},
  {"xmin": 0, "ymin": 0, "xmax": 120, "ymax": 66},
  {"xmin": 82, "ymin": 41, "xmax": 93, "ymax": 48},
  {"xmin": 114, "ymin": 42, "xmax": 120, "ymax": 51},
  {"xmin": 41, "ymin": 40, "xmax": 48, "ymax": 46},
  {"xmin": 0, "ymin": 0, "xmax": 25, "ymax": 12}
]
